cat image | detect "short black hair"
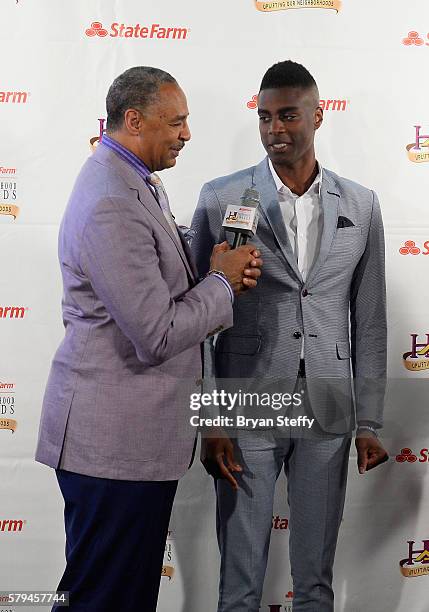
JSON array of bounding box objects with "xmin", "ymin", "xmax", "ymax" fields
[
  {"xmin": 259, "ymin": 60, "xmax": 318, "ymax": 93},
  {"xmin": 106, "ymin": 66, "xmax": 177, "ymax": 132}
]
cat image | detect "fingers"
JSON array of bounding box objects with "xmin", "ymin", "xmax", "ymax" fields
[
  {"xmin": 357, "ymin": 449, "xmax": 368, "ymax": 475},
  {"xmin": 225, "ymin": 444, "xmax": 242, "ymax": 473},
  {"xmin": 356, "ymin": 438, "xmax": 389, "ymax": 474},
  {"xmin": 366, "ymin": 449, "xmax": 389, "ymax": 471},
  {"xmin": 216, "ymin": 453, "xmax": 239, "ymax": 490},
  {"xmin": 212, "ymin": 241, "xmax": 231, "ymax": 254}
]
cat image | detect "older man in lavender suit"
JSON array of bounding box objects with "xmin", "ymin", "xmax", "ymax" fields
[{"xmin": 35, "ymin": 66, "xmax": 262, "ymax": 612}]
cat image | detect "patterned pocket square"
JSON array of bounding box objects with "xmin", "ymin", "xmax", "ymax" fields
[{"xmin": 337, "ymin": 216, "xmax": 355, "ymax": 228}]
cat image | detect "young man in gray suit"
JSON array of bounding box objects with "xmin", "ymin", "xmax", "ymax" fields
[
  {"xmin": 191, "ymin": 61, "xmax": 388, "ymax": 612},
  {"xmin": 35, "ymin": 66, "xmax": 262, "ymax": 611}
]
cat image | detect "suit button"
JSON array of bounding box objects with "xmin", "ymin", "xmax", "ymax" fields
[
  {"xmin": 302, "ymin": 289, "xmax": 308, "ymax": 297},
  {"xmin": 293, "ymin": 331, "xmax": 302, "ymax": 339}
]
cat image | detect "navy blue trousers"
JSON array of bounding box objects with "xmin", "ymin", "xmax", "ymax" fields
[{"xmin": 52, "ymin": 470, "xmax": 178, "ymax": 612}]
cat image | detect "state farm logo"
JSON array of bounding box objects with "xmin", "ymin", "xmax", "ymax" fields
[
  {"xmin": 0, "ymin": 306, "xmax": 28, "ymax": 319},
  {"xmin": 272, "ymin": 515, "xmax": 289, "ymax": 530},
  {"xmin": 0, "ymin": 90, "xmax": 29, "ymax": 104},
  {"xmin": 0, "ymin": 382, "xmax": 14, "ymax": 390},
  {"xmin": 406, "ymin": 126, "xmax": 429, "ymax": 163},
  {"xmin": 403, "ymin": 334, "xmax": 429, "ymax": 372},
  {"xmin": 85, "ymin": 21, "xmax": 108, "ymax": 37},
  {"xmin": 0, "ymin": 519, "xmax": 26, "ymax": 532},
  {"xmin": 0, "ymin": 381, "xmax": 17, "ymax": 433},
  {"xmin": 400, "ymin": 539, "xmax": 429, "ymax": 577},
  {"xmin": 84, "ymin": 21, "xmax": 189, "ymax": 40},
  {"xmin": 247, "ymin": 94, "xmax": 349, "ymax": 111},
  {"xmin": 402, "ymin": 31, "xmax": 429, "ymax": 47},
  {"xmin": 399, "ymin": 240, "xmax": 429, "ymax": 256},
  {"xmin": 254, "ymin": 0, "xmax": 341, "ymax": 12},
  {"xmin": 396, "ymin": 448, "xmax": 429, "ymax": 464}
]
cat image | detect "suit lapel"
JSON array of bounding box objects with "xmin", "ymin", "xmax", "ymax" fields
[
  {"xmin": 253, "ymin": 158, "xmax": 303, "ymax": 282},
  {"xmin": 92, "ymin": 145, "xmax": 195, "ymax": 282},
  {"xmin": 306, "ymin": 172, "xmax": 340, "ymax": 285},
  {"xmin": 136, "ymin": 186, "xmax": 196, "ymax": 282}
]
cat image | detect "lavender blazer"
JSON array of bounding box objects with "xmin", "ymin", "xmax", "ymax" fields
[{"xmin": 35, "ymin": 145, "xmax": 233, "ymax": 481}]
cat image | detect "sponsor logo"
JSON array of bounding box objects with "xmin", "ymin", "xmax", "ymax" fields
[
  {"xmin": 254, "ymin": 0, "xmax": 341, "ymax": 12},
  {"xmin": 0, "ymin": 91, "xmax": 29, "ymax": 104},
  {"xmin": 396, "ymin": 448, "xmax": 429, "ymax": 463},
  {"xmin": 0, "ymin": 382, "xmax": 16, "ymax": 433},
  {"xmin": 90, "ymin": 118, "xmax": 106, "ymax": 151},
  {"xmin": 265, "ymin": 592, "xmax": 294, "ymax": 611},
  {"xmin": 0, "ymin": 307, "xmax": 28, "ymax": 319},
  {"xmin": 0, "ymin": 519, "xmax": 25, "ymax": 532},
  {"xmin": 0, "ymin": 169, "xmax": 20, "ymax": 220},
  {"xmin": 272, "ymin": 515, "xmax": 289, "ymax": 530},
  {"xmin": 402, "ymin": 31, "xmax": 429, "ymax": 46},
  {"xmin": 403, "ymin": 334, "xmax": 429, "ymax": 372},
  {"xmin": 247, "ymin": 94, "xmax": 348, "ymax": 111},
  {"xmin": 84, "ymin": 21, "xmax": 189, "ymax": 40},
  {"xmin": 406, "ymin": 126, "xmax": 429, "ymax": 163},
  {"xmin": 400, "ymin": 540, "xmax": 429, "ymax": 577},
  {"xmin": 162, "ymin": 530, "xmax": 175, "ymax": 581},
  {"xmin": 399, "ymin": 240, "xmax": 429, "ymax": 256}
]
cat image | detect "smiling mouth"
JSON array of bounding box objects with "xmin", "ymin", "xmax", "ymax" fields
[{"xmin": 269, "ymin": 143, "xmax": 291, "ymax": 151}]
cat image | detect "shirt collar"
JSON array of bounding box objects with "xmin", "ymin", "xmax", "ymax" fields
[
  {"xmin": 100, "ymin": 134, "xmax": 152, "ymax": 182},
  {"xmin": 268, "ymin": 158, "xmax": 323, "ymax": 198}
]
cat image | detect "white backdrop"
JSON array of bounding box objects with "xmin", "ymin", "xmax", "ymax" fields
[{"xmin": 1, "ymin": 1, "xmax": 429, "ymax": 611}]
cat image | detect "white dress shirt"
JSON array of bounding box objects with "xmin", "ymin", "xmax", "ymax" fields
[{"xmin": 268, "ymin": 159, "xmax": 324, "ymax": 357}]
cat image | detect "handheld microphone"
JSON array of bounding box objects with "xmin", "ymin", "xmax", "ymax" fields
[{"xmin": 222, "ymin": 188, "xmax": 260, "ymax": 248}]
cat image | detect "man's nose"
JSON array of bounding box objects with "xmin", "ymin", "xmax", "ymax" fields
[
  {"xmin": 181, "ymin": 121, "xmax": 191, "ymax": 142},
  {"xmin": 269, "ymin": 117, "xmax": 285, "ymax": 134}
]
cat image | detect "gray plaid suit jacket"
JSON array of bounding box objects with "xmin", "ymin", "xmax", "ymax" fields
[
  {"xmin": 35, "ymin": 144, "xmax": 233, "ymax": 481},
  {"xmin": 191, "ymin": 158, "xmax": 387, "ymax": 433}
]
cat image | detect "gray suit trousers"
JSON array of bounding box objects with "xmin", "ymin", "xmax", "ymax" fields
[{"xmin": 215, "ymin": 423, "xmax": 351, "ymax": 612}]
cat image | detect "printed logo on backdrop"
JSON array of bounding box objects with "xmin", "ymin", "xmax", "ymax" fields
[
  {"xmin": 403, "ymin": 334, "xmax": 429, "ymax": 372},
  {"xmin": 406, "ymin": 126, "xmax": 429, "ymax": 163},
  {"xmin": 396, "ymin": 448, "xmax": 429, "ymax": 464},
  {"xmin": 0, "ymin": 381, "xmax": 16, "ymax": 433},
  {"xmin": 265, "ymin": 592, "xmax": 294, "ymax": 611},
  {"xmin": 0, "ymin": 90, "xmax": 29, "ymax": 104},
  {"xmin": 161, "ymin": 530, "xmax": 175, "ymax": 581},
  {"xmin": 0, "ymin": 519, "xmax": 26, "ymax": 532},
  {"xmin": 0, "ymin": 307, "xmax": 28, "ymax": 319},
  {"xmin": 0, "ymin": 165, "xmax": 20, "ymax": 220},
  {"xmin": 247, "ymin": 95, "xmax": 349, "ymax": 111},
  {"xmin": 254, "ymin": 0, "xmax": 341, "ymax": 12},
  {"xmin": 399, "ymin": 240, "xmax": 429, "ymax": 256},
  {"xmin": 402, "ymin": 31, "xmax": 429, "ymax": 47},
  {"xmin": 272, "ymin": 515, "xmax": 289, "ymax": 530},
  {"xmin": 400, "ymin": 540, "xmax": 429, "ymax": 577},
  {"xmin": 84, "ymin": 21, "xmax": 189, "ymax": 40},
  {"xmin": 90, "ymin": 119, "xmax": 106, "ymax": 151}
]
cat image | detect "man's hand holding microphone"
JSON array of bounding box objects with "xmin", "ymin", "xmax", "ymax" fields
[{"xmin": 207, "ymin": 188, "xmax": 262, "ymax": 294}]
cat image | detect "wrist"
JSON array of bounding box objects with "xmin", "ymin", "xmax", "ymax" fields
[{"xmin": 356, "ymin": 424, "xmax": 379, "ymax": 438}]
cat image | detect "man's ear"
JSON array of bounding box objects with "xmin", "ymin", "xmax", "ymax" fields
[
  {"xmin": 123, "ymin": 108, "xmax": 144, "ymax": 135},
  {"xmin": 314, "ymin": 107, "xmax": 323, "ymax": 131}
]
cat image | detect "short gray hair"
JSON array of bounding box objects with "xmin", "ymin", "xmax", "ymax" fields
[{"xmin": 106, "ymin": 66, "xmax": 177, "ymax": 131}]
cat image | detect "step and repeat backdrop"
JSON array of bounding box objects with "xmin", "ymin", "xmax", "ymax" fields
[{"xmin": 1, "ymin": 1, "xmax": 429, "ymax": 611}]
